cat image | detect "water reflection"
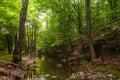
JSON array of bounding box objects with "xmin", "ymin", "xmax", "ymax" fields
[{"xmin": 26, "ymin": 56, "xmax": 72, "ymax": 80}]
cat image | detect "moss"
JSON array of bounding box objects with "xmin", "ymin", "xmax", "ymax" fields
[
  {"xmin": 96, "ymin": 65, "xmax": 112, "ymax": 72},
  {"xmin": 111, "ymin": 65, "xmax": 120, "ymax": 78},
  {"xmin": 96, "ymin": 65, "xmax": 120, "ymax": 78},
  {"xmin": 0, "ymin": 51, "xmax": 12, "ymax": 61},
  {"xmin": 81, "ymin": 61, "xmax": 91, "ymax": 68},
  {"xmin": 80, "ymin": 50, "xmax": 91, "ymax": 61}
]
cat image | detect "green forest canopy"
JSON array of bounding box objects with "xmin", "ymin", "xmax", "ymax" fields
[{"xmin": 0, "ymin": 0, "xmax": 120, "ymax": 59}]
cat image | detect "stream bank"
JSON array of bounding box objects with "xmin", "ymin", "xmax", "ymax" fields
[{"xmin": 0, "ymin": 55, "xmax": 120, "ymax": 80}]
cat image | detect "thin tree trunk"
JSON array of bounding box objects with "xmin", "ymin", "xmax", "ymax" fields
[
  {"xmin": 86, "ymin": 0, "xmax": 96, "ymax": 62},
  {"xmin": 27, "ymin": 25, "xmax": 30, "ymax": 55},
  {"xmin": 6, "ymin": 34, "xmax": 13, "ymax": 53},
  {"xmin": 13, "ymin": 0, "xmax": 29, "ymax": 64},
  {"xmin": 33, "ymin": 25, "xmax": 37, "ymax": 53},
  {"xmin": 77, "ymin": 0, "xmax": 83, "ymax": 51},
  {"xmin": 109, "ymin": 0, "xmax": 118, "ymax": 20}
]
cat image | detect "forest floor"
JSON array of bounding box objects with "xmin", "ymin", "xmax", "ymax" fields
[
  {"xmin": 68, "ymin": 55, "xmax": 120, "ymax": 80},
  {"xmin": 0, "ymin": 53, "xmax": 120, "ymax": 80},
  {"xmin": 0, "ymin": 52, "xmax": 12, "ymax": 61},
  {"xmin": 0, "ymin": 60, "xmax": 25, "ymax": 80}
]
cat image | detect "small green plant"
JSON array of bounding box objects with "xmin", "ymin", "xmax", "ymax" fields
[
  {"xmin": 96, "ymin": 65, "xmax": 112, "ymax": 72},
  {"xmin": 81, "ymin": 61, "xmax": 91, "ymax": 68},
  {"xmin": 96, "ymin": 65, "xmax": 120, "ymax": 78},
  {"xmin": 0, "ymin": 52, "xmax": 12, "ymax": 61},
  {"xmin": 80, "ymin": 50, "xmax": 91, "ymax": 60}
]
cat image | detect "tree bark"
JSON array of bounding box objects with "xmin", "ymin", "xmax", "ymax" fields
[
  {"xmin": 6, "ymin": 34, "xmax": 13, "ymax": 53},
  {"xmin": 77, "ymin": 0, "xmax": 83, "ymax": 51},
  {"xmin": 33, "ymin": 25, "xmax": 37, "ymax": 53},
  {"xmin": 109, "ymin": 0, "xmax": 118, "ymax": 20},
  {"xmin": 13, "ymin": 0, "xmax": 29, "ymax": 64},
  {"xmin": 86, "ymin": 0, "xmax": 96, "ymax": 62}
]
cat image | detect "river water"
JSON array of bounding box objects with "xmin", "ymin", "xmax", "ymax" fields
[{"xmin": 26, "ymin": 56, "xmax": 72, "ymax": 80}]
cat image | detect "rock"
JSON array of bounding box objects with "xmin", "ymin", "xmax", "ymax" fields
[
  {"xmin": 79, "ymin": 71, "xmax": 85, "ymax": 77},
  {"xmin": 56, "ymin": 64, "xmax": 62, "ymax": 68},
  {"xmin": 0, "ymin": 60, "xmax": 25, "ymax": 80},
  {"xmin": 0, "ymin": 76, "xmax": 11, "ymax": 80},
  {"xmin": 24, "ymin": 56, "xmax": 36, "ymax": 66},
  {"xmin": 12, "ymin": 68, "xmax": 26, "ymax": 78},
  {"xmin": 41, "ymin": 57, "xmax": 45, "ymax": 61},
  {"xmin": 72, "ymin": 67, "xmax": 75, "ymax": 70},
  {"xmin": 45, "ymin": 74, "xmax": 50, "ymax": 77},
  {"xmin": 86, "ymin": 72, "xmax": 91, "ymax": 76},
  {"xmin": 71, "ymin": 73, "xmax": 75, "ymax": 76},
  {"xmin": 51, "ymin": 75, "xmax": 57, "ymax": 79},
  {"xmin": 61, "ymin": 59, "xmax": 67, "ymax": 62},
  {"xmin": 81, "ymin": 76, "xmax": 86, "ymax": 80},
  {"xmin": 107, "ymin": 74, "xmax": 113, "ymax": 77},
  {"xmin": 69, "ymin": 73, "xmax": 76, "ymax": 80},
  {"xmin": 69, "ymin": 76, "xmax": 76, "ymax": 80},
  {"xmin": 30, "ymin": 75, "xmax": 46, "ymax": 80},
  {"xmin": 39, "ymin": 75, "xmax": 46, "ymax": 80},
  {"xmin": 88, "ymin": 75, "xmax": 96, "ymax": 80},
  {"xmin": 40, "ymin": 77, "xmax": 46, "ymax": 80}
]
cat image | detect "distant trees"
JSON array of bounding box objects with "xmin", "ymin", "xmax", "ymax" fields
[
  {"xmin": 0, "ymin": 0, "xmax": 20, "ymax": 53},
  {"xmin": 0, "ymin": 0, "xmax": 120, "ymax": 63}
]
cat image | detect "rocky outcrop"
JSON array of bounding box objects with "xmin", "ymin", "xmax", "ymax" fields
[
  {"xmin": 0, "ymin": 60, "xmax": 26, "ymax": 80},
  {"xmin": 68, "ymin": 58, "xmax": 119, "ymax": 80}
]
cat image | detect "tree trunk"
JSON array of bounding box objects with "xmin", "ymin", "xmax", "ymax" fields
[
  {"xmin": 86, "ymin": 0, "xmax": 96, "ymax": 62},
  {"xmin": 6, "ymin": 34, "xmax": 13, "ymax": 54},
  {"xmin": 33, "ymin": 25, "xmax": 37, "ymax": 53},
  {"xmin": 77, "ymin": 0, "xmax": 83, "ymax": 52},
  {"xmin": 13, "ymin": 0, "xmax": 29, "ymax": 64},
  {"xmin": 109, "ymin": 0, "xmax": 118, "ymax": 20},
  {"xmin": 27, "ymin": 25, "xmax": 30, "ymax": 55}
]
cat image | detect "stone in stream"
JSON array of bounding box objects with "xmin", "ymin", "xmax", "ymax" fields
[
  {"xmin": 45, "ymin": 74, "xmax": 50, "ymax": 77},
  {"xmin": 69, "ymin": 73, "xmax": 76, "ymax": 80},
  {"xmin": 79, "ymin": 71, "xmax": 85, "ymax": 77},
  {"xmin": 86, "ymin": 72, "xmax": 91, "ymax": 76},
  {"xmin": 39, "ymin": 75, "xmax": 46, "ymax": 80},
  {"xmin": 69, "ymin": 77, "xmax": 76, "ymax": 80},
  {"xmin": 51, "ymin": 75, "xmax": 57, "ymax": 80},
  {"xmin": 30, "ymin": 77, "xmax": 40, "ymax": 80},
  {"xmin": 61, "ymin": 59, "xmax": 67, "ymax": 63},
  {"xmin": 56, "ymin": 64, "xmax": 62, "ymax": 68},
  {"xmin": 107, "ymin": 74, "xmax": 113, "ymax": 77},
  {"xmin": 30, "ymin": 75, "xmax": 46, "ymax": 80}
]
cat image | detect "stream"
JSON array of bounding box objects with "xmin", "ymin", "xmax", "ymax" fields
[{"xmin": 25, "ymin": 56, "xmax": 72, "ymax": 80}]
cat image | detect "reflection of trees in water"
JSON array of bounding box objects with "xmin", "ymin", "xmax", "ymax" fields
[{"xmin": 25, "ymin": 57, "xmax": 72, "ymax": 80}]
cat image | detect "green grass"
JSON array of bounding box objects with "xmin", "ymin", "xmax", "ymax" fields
[
  {"xmin": 96, "ymin": 65, "xmax": 113, "ymax": 72},
  {"xmin": 0, "ymin": 51, "xmax": 12, "ymax": 61},
  {"xmin": 81, "ymin": 60, "xmax": 120, "ymax": 78},
  {"xmin": 96, "ymin": 65, "xmax": 120, "ymax": 78},
  {"xmin": 81, "ymin": 61, "xmax": 91, "ymax": 68}
]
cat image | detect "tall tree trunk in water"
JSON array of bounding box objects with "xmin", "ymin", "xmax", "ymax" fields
[
  {"xmin": 86, "ymin": 0, "xmax": 96, "ymax": 62},
  {"xmin": 13, "ymin": 0, "xmax": 29, "ymax": 64}
]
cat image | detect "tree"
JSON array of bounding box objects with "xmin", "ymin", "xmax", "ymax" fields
[
  {"xmin": 13, "ymin": 0, "xmax": 29, "ymax": 64},
  {"xmin": 86, "ymin": 0, "xmax": 96, "ymax": 62},
  {"xmin": 109, "ymin": 0, "xmax": 119, "ymax": 20}
]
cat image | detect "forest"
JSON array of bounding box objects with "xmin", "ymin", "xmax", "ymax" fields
[{"xmin": 0, "ymin": 0, "xmax": 120, "ymax": 80}]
